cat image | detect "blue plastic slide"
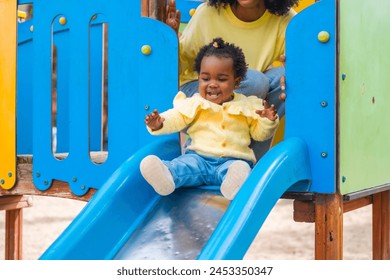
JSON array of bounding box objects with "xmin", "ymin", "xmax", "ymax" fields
[{"xmin": 40, "ymin": 137, "xmax": 311, "ymax": 260}]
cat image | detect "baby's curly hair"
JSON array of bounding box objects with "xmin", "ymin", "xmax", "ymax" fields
[
  {"xmin": 194, "ymin": 37, "xmax": 248, "ymax": 79},
  {"xmin": 208, "ymin": 0, "xmax": 300, "ymax": 16}
]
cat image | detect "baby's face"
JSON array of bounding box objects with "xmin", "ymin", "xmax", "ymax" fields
[{"xmin": 198, "ymin": 56, "xmax": 240, "ymax": 105}]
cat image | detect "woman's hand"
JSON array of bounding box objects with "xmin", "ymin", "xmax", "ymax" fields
[
  {"xmin": 165, "ymin": 0, "xmax": 181, "ymax": 35},
  {"xmin": 279, "ymin": 54, "xmax": 286, "ymax": 101}
]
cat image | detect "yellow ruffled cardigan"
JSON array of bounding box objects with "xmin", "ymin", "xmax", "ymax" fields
[{"xmin": 148, "ymin": 92, "xmax": 279, "ymax": 164}]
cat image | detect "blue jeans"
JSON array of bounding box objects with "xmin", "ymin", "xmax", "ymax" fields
[
  {"xmin": 180, "ymin": 67, "xmax": 285, "ymax": 161},
  {"xmin": 162, "ymin": 151, "xmax": 252, "ymax": 188}
]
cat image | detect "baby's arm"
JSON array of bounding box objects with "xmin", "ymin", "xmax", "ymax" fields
[
  {"xmin": 145, "ymin": 109, "xmax": 165, "ymax": 131},
  {"xmin": 255, "ymin": 100, "xmax": 278, "ymax": 121}
]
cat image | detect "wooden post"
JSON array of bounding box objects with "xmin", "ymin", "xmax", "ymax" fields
[
  {"xmin": 141, "ymin": 0, "xmax": 149, "ymax": 16},
  {"xmin": 5, "ymin": 209, "xmax": 23, "ymax": 259},
  {"xmin": 143, "ymin": 0, "xmax": 166, "ymax": 21},
  {"xmin": 315, "ymin": 193, "xmax": 343, "ymax": 259},
  {"xmin": 1, "ymin": 195, "xmax": 33, "ymax": 260},
  {"xmin": 372, "ymin": 190, "xmax": 390, "ymax": 259}
]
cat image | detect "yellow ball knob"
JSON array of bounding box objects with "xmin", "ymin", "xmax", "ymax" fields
[
  {"xmin": 318, "ymin": 31, "xmax": 330, "ymax": 43},
  {"xmin": 59, "ymin": 16, "xmax": 67, "ymax": 25},
  {"xmin": 141, "ymin": 45, "xmax": 152, "ymax": 55},
  {"xmin": 189, "ymin": 8, "xmax": 196, "ymax": 17}
]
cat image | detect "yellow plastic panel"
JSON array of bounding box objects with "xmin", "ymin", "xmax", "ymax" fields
[
  {"xmin": 294, "ymin": 0, "xmax": 316, "ymax": 12},
  {"xmin": 0, "ymin": 0, "xmax": 17, "ymax": 189}
]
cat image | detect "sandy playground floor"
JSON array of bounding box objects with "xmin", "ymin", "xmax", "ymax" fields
[{"xmin": 0, "ymin": 195, "xmax": 373, "ymax": 260}]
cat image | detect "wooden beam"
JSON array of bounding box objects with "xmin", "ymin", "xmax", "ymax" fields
[
  {"xmin": 294, "ymin": 195, "xmax": 373, "ymax": 223},
  {"xmin": 343, "ymin": 195, "xmax": 372, "ymax": 213},
  {"xmin": 293, "ymin": 200, "xmax": 315, "ymax": 223},
  {"xmin": 0, "ymin": 155, "xmax": 101, "ymax": 201},
  {"xmin": 0, "ymin": 195, "xmax": 32, "ymax": 211}
]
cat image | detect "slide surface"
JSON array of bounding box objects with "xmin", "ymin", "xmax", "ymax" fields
[{"xmin": 40, "ymin": 137, "xmax": 311, "ymax": 260}]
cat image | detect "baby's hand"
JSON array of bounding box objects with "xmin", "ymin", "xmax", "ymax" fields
[
  {"xmin": 256, "ymin": 100, "xmax": 278, "ymax": 121},
  {"xmin": 145, "ymin": 109, "xmax": 165, "ymax": 131}
]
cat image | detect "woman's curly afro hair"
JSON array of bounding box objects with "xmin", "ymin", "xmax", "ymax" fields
[{"xmin": 208, "ymin": 0, "xmax": 300, "ymax": 16}]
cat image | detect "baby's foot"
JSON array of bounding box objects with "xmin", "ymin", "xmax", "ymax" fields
[{"xmin": 140, "ymin": 155, "xmax": 175, "ymax": 196}]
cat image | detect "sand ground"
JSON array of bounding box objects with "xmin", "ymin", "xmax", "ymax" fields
[{"xmin": 0, "ymin": 195, "xmax": 373, "ymax": 260}]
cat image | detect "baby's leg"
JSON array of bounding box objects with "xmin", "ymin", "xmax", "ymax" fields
[{"xmin": 163, "ymin": 153, "xmax": 210, "ymax": 188}]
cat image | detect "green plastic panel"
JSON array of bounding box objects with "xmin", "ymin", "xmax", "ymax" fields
[{"xmin": 339, "ymin": 0, "xmax": 390, "ymax": 194}]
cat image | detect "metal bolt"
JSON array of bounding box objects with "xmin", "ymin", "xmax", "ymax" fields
[
  {"xmin": 36, "ymin": 172, "xmax": 41, "ymax": 177},
  {"xmin": 81, "ymin": 185, "xmax": 85, "ymax": 190},
  {"xmin": 72, "ymin": 177, "xmax": 77, "ymax": 182},
  {"xmin": 342, "ymin": 176, "xmax": 346, "ymax": 183},
  {"xmin": 44, "ymin": 180, "xmax": 48, "ymax": 185},
  {"xmin": 341, "ymin": 73, "xmax": 346, "ymax": 80},
  {"xmin": 321, "ymin": 152, "xmax": 328, "ymax": 158},
  {"xmin": 321, "ymin": 101, "xmax": 328, "ymax": 107},
  {"xmin": 0, "ymin": 179, "xmax": 4, "ymax": 184},
  {"xmin": 144, "ymin": 105, "xmax": 150, "ymax": 110},
  {"xmin": 7, "ymin": 172, "xmax": 12, "ymax": 177}
]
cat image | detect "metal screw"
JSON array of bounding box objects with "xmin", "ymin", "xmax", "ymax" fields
[
  {"xmin": 36, "ymin": 172, "xmax": 41, "ymax": 177},
  {"xmin": 321, "ymin": 101, "xmax": 328, "ymax": 107},
  {"xmin": 144, "ymin": 105, "xmax": 150, "ymax": 110},
  {"xmin": 81, "ymin": 185, "xmax": 85, "ymax": 190},
  {"xmin": 0, "ymin": 179, "xmax": 4, "ymax": 184},
  {"xmin": 321, "ymin": 152, "xmax": 328, "ymax": 158},
  {"xmin": 341, "ymin": 73, "xmax": 346, "ymax": 80},
  {"xmin": 72, "ymin": 177, "xmax": 77, "ymax": 182},
  {"xmin": 342, "ymin": 176, "xmax": 346, "ymax": 183},
  {"xmin": 44, "ymin": 180, "xmax": 48, "ymax": 185},
  {"xmin": 7, "ymin": 172, "xmax": 12, "ymax": 177}
]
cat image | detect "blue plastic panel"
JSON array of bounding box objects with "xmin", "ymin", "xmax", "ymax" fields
[
  {"xmin": 17, "ymin": 17, "xmax": 107, "ymax": 153},
  {"xmin": 176, "ymin": 0, "xmax": 204, "ymax": 23},
  {"xmin": 31, "ymin": 0, "xmax": 178, "ymax": 195},
  {"xmin": 285, "ymin": 0, "xmax": 336, "ymax": 194}
]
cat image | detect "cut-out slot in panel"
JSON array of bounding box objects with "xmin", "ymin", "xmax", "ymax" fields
[
  {"xmin": 89, "ymin": 14, "xmax": 108, "ymax": 164},
  {"xmin": 51, "ymin": 14, "xmax": 70, "ymax": 158}
]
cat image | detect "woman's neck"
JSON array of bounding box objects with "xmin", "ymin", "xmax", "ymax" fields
[{"xmin": 231, "ymin": 2, "xmax": 266, "ymax": 22}]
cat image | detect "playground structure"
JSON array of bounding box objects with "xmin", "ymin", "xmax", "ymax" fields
[{"xmin": 0, "ymin": 0, "xmax": 389, "ymax": 260}]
